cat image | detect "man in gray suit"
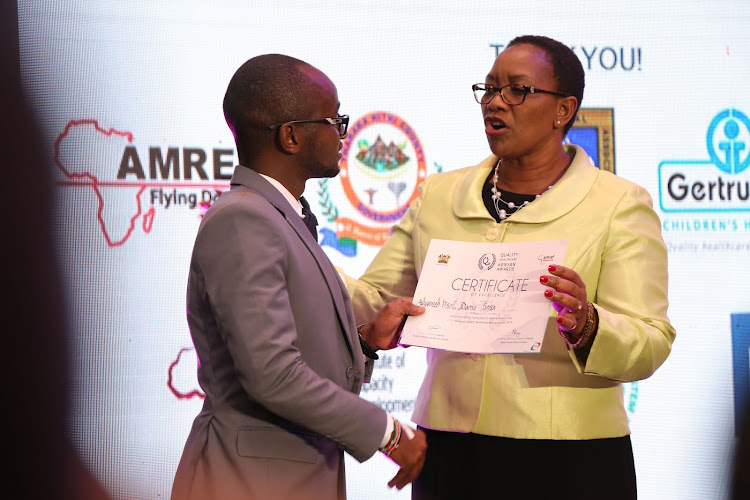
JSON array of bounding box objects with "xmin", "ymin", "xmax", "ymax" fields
[{"xmin": 171, "ymin": 54, "xmax": 427, "ymax": 500}]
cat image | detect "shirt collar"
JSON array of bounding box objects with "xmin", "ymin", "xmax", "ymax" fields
[{"xmin": 258, "ymin": 173, "xmax": 304, "ymax": 217}]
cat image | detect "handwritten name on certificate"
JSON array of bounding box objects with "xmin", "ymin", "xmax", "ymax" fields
[{"xmin": 400, "ymin": 239, "xmax": 567, "ymax": 354}]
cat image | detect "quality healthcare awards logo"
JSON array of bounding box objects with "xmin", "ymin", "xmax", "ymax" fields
[
  {"xmin": 478, "ymin": 253, "xmax": 497, "ymax": 270},
  {"xmin": 318, "ymin": 111, "xmax": 427, "ymax": 255}
]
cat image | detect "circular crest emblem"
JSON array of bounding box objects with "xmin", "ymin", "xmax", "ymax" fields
[
  {"xmin": 478, "ymin": 253, "xmax": 496, "ymax": 270},
  {"xmin": 336, "ymin": 111, "xmax": 427, "ymax": 246}
]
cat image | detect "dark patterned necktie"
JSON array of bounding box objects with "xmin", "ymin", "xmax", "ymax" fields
[{"xmin": 299, "ymin": 196, "xmax": 318, "ymax": 241}]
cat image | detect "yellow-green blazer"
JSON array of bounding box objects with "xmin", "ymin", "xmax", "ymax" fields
[{"xmin": 345, "ymin": 145, "xmax": 675, "ymax": 440}]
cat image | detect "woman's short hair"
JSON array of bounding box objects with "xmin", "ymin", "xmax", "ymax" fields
[{"xmin": 508, "ymin": 35, "xmax": 585, "ymax": 133}]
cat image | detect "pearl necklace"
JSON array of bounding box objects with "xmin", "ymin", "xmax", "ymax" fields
[{"xmin": 490, "ymin": 160, "xmax": 552, "ymax": 220}]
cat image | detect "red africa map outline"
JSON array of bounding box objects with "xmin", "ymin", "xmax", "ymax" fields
[
  {"xmin": 54, "ymin": 119, "xmax": 155, "ymax": 247},
  {"xmin": 55, "ymin": 118, "xmax": 227, "ymax": 247}
]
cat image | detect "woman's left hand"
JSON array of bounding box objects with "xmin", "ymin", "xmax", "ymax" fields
[{"xmin": 540, "ymin": 264, "xmax": 587, "ymax": 336}]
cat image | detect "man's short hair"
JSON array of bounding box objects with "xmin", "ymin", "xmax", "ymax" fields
[{"xmin": 223, "ymin": 54, "xmax": 313, "ymax": 160}]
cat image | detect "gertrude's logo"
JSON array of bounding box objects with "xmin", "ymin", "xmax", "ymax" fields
[
  {"xmin": 658, "ymin": 109, "xmax": 750, "ymax": 213},
  {"xmin": 319, "ymin": 112, "xmax": 427, "ymax": 251}
]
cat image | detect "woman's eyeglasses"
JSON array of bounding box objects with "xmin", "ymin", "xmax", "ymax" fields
[{"xmin": 472, "ymin": 84, "xmax": 566, "ymax": 106}]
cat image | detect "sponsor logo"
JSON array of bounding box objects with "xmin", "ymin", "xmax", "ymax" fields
[
  {"xmin": 437, "ymin": 253, "xmax": 450, "ymax": 264},
  {"xmin": 567, "ymin": 108, "xmax": 616, "ymax": 173},
  {"xmin": 537, "ymin": 254, "xmax": 556, "ymax": 265},
  {"xmin": 319, "ymin": 111, "xmax": 427, "ymax": 254},
  {"xmin": 659, "ymin": 109, "xmax": 750, "ymax": 213},
  {"xmin": 55, "ymin": 119, "xmax": 231, "ymax": 246}
]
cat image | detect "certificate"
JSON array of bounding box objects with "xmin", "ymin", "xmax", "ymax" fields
[{"xmin": 400, "ymin": 239, "xmax": 567, "ymax": 354}]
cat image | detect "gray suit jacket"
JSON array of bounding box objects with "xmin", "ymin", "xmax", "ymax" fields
[{"xmin": 171, "ymin": 166, "xmax": 387, "ymax": 500}]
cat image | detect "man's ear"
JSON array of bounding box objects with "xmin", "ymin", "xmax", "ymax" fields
[{"xmin": 277, "ymin": 124, "xmax": 303, "ymax": 155}]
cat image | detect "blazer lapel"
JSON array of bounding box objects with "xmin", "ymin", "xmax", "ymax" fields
[
  {"xmin": 229, "ymin": 166, "xmax": 357, "ymax": 359},
  {"xmin": 452, "ymin": 144, "xmax": 598, "ymax": 223}
]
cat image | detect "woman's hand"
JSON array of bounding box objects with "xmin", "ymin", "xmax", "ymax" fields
[{"xmin": 539, "ymin": 264, "xmax": 588, "ymax": 337}]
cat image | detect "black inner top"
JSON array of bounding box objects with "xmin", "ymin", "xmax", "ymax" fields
[{"xmin": 481, "ymin": 170, "xmax": 539, "ymax": 223}]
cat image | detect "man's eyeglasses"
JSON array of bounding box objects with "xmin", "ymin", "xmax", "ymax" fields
[
  {"xmin": 268, "ymin": 115, "xmax": 349, "ymax": 138},
  {"xmin": 472, "ymin": 83, "xmax": 566, "ymax": 106}
]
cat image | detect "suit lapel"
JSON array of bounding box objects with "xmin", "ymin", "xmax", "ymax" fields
[{"xmin": 229, "ymin": 167, "xmax": 357, "ymax": 359}]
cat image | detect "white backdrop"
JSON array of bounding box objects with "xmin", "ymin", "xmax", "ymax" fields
[{"xmin": 17, "ymin": 1, "xmax": 750, "ymax": 498}]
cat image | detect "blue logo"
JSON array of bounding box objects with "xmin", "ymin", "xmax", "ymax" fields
[
  {"xmin": 707, "ymin": 109, "xmax": 750, "ymax": 174},
  {"xmin": 658, "ymin": 108, "xmax": 750, "ymax": 213}
]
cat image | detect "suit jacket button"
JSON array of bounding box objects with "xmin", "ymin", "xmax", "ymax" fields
[
  {"xmin": 485, "ymin": 228, "xmax": 499, "ymax": 240},
  {"xmin": 346, "ymin": 366, "xmax": 355, "ymax": 378}
]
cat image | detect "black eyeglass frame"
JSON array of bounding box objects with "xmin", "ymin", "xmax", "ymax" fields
[
  {"xmin": 268, "ymin": 115, "xmax": 349, "ymax": 138},
  {"xmin": 472, "ymin": 83, "xmax": 566, "ymax": 106}
]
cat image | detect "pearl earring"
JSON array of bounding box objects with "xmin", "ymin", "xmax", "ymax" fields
[{"xmin": 557, "ymin": 120, "xmax": 561, "ymax": 125}]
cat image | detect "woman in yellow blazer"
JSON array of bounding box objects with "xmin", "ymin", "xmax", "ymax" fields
[{"xmin": 346, "ymin": 35, "xmax": 675, "ymax": 499}]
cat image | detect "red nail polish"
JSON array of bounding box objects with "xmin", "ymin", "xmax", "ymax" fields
[
  {"xmin": 540, "ymin": 276, "xmax": 549, "ymax": 284},
  {"xmin": 548, "ymin": 265, "xmax": 557, "ymax": 272},
  {"xmin": 544, "ymin": 290, "xmax": 553, "ymax": 298},
  {"xmin": 556, "ymin": 316, "xmax": 564, "ymax": 324}
]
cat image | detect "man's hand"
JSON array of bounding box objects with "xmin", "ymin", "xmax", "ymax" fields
[
  {"xmin": 386, "ymin": 426, "xmax": 427, "ymax": 490},
  {"xmin": 360, "ymin": 298, "xmax": 425, "ymax": 351}
]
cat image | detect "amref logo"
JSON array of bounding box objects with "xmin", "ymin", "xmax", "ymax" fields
[{"xmin": 55, "ymin": 119, "xmax": 231, "ymax": 246}]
